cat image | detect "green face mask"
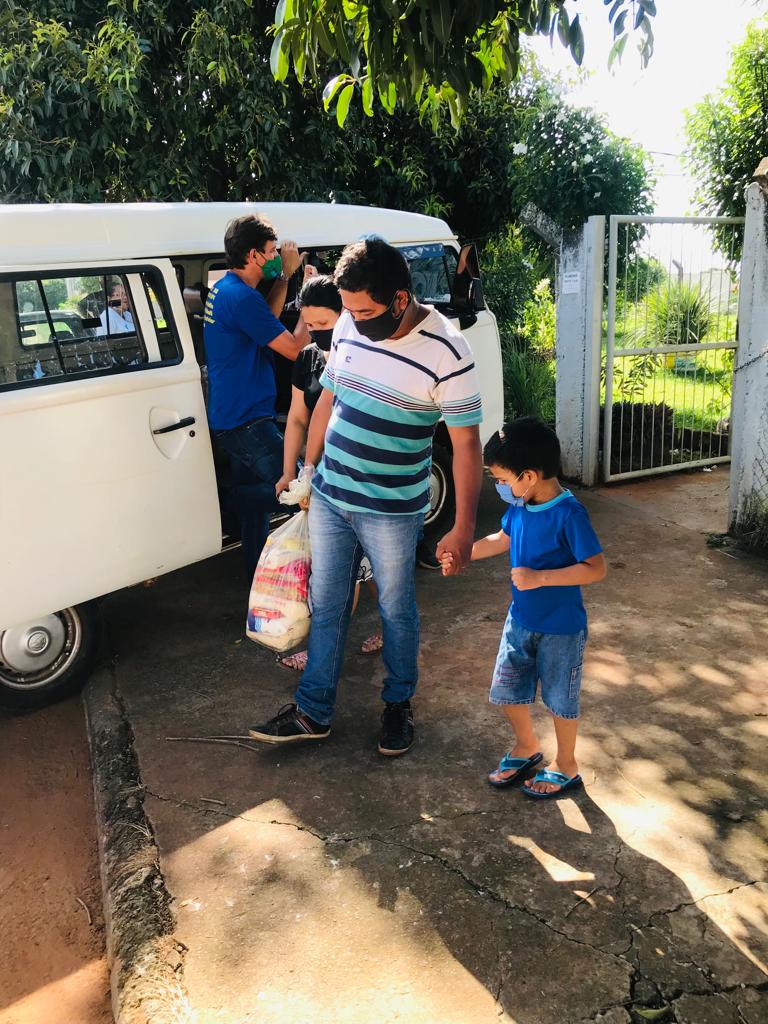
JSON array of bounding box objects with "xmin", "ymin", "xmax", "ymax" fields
[{"xmin": 260, "ymin": 253, "xmax": 283, "ymax": 280}]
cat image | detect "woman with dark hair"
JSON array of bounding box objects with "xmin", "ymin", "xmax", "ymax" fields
[{"xmin": 275, "ymin": 269, "xmax": 383, "ymax": 670}]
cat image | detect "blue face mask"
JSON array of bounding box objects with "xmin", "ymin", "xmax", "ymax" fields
[
  {"xmin": 495, "ymin": 482, "xmax": 517, "ymax": 505},
  {"xmin": 495, "ymin": 474, "xmax": 529, "ymax": 507}
]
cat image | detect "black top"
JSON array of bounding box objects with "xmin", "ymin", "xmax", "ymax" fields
[{"xmin": 291, "ymin": 343, "xmax": 327, "ymax": 412}]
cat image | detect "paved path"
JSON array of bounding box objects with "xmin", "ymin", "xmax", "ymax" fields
[{"xmin": 105, "ymin": 475, "xmax": 767, "ymax": 1024}]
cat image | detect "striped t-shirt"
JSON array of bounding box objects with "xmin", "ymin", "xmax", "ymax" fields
[{"xmin": 312, "ymin": 308, "xmax": 483, "ymax": 515}]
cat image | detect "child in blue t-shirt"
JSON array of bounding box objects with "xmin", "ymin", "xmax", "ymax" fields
[{"xmin": 446, "ymin": 417, "xmax": 606, "ymax": 799}]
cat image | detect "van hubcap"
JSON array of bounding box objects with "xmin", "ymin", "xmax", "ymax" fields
[
  {"xmin": 0, "ymin": 610, "xmax": 80, "ymax": 688},
  {"xmin": 425, "ymin": 464, "xmax": 447, "ymax": 525}
]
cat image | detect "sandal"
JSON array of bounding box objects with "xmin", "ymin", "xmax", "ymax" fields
[
  {"xmin": 277, "ymin": 650, "xmax": 308, "ymax": 672},
  {"xmin": 487, "ymin": 751, "xmax": 543, "ymax": 788},
  {"xmin": 360, "ymin": 633, "xmax": 383, "ymax": 655},
  {"xmin": 523, "ymin": 770, "xmax": 583, "ymax": 800}
]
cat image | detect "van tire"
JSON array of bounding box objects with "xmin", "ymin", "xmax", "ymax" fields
[
  {"xmin": 424, "ymin": 443, "xmax": 455, "ymax": 539},
  {"xmin": 0, "ymin": 602, "xmax": 102, "ymax": 711}
]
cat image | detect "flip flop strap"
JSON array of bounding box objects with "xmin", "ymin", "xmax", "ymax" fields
[
  {"xmin": 533, "ymin": 770, "xmax": 573, "ymax": 785},
  {"xmin": 499, "ymin": 754, "xmax": 534, "ymax": 771}
]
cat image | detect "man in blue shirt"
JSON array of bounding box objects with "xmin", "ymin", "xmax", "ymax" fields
[{"xmin": 204, "ymin": 215, "xmax": 305, "ymax": 573}]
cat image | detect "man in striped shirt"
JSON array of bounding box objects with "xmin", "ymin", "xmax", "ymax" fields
[{"xmin": 249, "ymin": 239, "xmax": 483, "ymax": 755}]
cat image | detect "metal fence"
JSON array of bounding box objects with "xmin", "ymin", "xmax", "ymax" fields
[{"xmin": 602, "ymin": 215, "xmax": 744, "ymax": 482}]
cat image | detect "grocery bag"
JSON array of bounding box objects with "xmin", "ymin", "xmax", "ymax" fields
[{"xmin": 246, "ymin": 511, "xmax": 311, "ymax": 652}]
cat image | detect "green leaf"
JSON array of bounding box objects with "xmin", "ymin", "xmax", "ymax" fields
[
  {"xmin": 432, "ymin": 0, "xmax": 454, "ymax": 47},
  {"xmin": 570, "ymin": 15, "xmax": 584, "ymax": 66},
  {"xmin": 644, "ymin": 0, "xmax": 657, "ymax": 15},
  {"xmin": 634, "ymin": 1009, "xmax": 671, "ymax": 1022},
  {"xmin": 608, "ymin": 33, "xmax": 628, "ymax": 69},
  {"xmin": 335, "ymin": 82, "xmax": 354, "ymax": 127},
  {"xmin": 537, "ymin": 2, "xmax": 553, "ymax": 34},
  {"xmin": 323, "ymin": 73, "xmax": 351, "ymax": 110},
  {"xmin": 557, "ymin": 9, "xmax": 570, "ymax": 49},
  {"xmin": 275, "ymin": 0, "xmax": 289, "ymax": 28},
  {"xmin": 269, "ymin": 34, "xmax": 284, "ymax": 79},
  {"xmin": 316, "ymin": 19, "xmax": 336, "ymax": 58},
  {"xmin": 361, "ymin": 75, "xmax": 374, "ymax": 116}
]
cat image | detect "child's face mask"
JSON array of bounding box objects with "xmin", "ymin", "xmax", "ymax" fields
[{"xmin": 495, "ymin": 472, "xmax": 531, "ymax": 507}]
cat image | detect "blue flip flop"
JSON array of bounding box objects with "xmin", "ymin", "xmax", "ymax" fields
[
  {"xmin": 487, "ymin": 751, "xmax": 543, "ymax": 788},
  {"xmin": 523, "ymin": 770, "xmax": 583, "ymax": 799}
]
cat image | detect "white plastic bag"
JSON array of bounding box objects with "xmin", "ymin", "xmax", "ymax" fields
[
  {"xmin": 246, "ymin": 511, "xmax": 311, "ymax": 652},
  {"xmin": 277, "ymin": 463, "xmax": 314, "ymax": 507}
]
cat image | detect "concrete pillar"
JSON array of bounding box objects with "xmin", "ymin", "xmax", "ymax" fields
[
  {"xmin": 729, "ymin": 169, "xmax": 768, "ymax": 529},
  {"xmin": 555, "ymin": 216, "xmax": 605, "ymax": 485}
]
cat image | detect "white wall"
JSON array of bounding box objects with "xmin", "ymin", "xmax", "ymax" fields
[
  {"xmin": 555, "ymin": 217, "xmax": 605, "ymax": 485},
  {"xmin": 729, "ymin": 180, "xmax": 768, "ymax": 527}
]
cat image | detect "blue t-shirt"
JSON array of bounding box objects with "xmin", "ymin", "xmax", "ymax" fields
[
  {"xmin": 501, "ymin": 489, "xmax": 602, "ymax": 635},
  {"xmin": 203, "ymin": 272, "xmax": 286, "ymax": 431}
]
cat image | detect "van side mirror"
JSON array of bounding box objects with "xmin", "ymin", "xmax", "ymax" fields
[
  {"xmin": 450, "ymin": 243, "xmax": 485, "ymax": 312},
  {"xmin": 468, "ymin": 278, "xmax": 485, "ymax": 312}
]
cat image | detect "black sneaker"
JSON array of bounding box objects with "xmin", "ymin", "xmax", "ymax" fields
[
  {"xmin": 248, "ymin": 703, "xmax": 330, "ymax": 744},
  {"xmin": 378, "ymin": 700, "xmax": 414, "ymax": 756},
  {"xmin": 415, "ymin": 538, "xmax": 441, "ymax": 571}
]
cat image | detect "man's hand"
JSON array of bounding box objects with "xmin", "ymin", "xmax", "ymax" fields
[
  {"xmin": 436, "ymin": 527, "xmax": 474, "ymax": 576},
  {"xmin": 280, "ymin": 241, "xmax": 302, "ymax": 277},
  {"xmin": 511, "ymin": 566, "xmax": 542, "ymax": 591},
  {"xmin": 275, "ymin": 473, "xmax": 292, "ymax": 496}
]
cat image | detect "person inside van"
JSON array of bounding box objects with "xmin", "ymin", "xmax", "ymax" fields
[
  {"xmin": 204, "ymin": 214, "xmax": 306, "ymax": 574},
  {"xmin": 97, "ymin": 280, "xmax": 135, "ymax": 336},
  {"xmin": 249, "ymin": 238, "xmax": 483, "ymax": 757}
]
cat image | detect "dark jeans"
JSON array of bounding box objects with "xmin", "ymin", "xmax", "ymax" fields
[{"xmin": 213, "ymin": 417, "xmax": 283, "ymax": 577}]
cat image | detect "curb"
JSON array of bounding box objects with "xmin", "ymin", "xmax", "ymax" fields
[{"xmin": 83, "ymin": 663, "xmax": 194, "ymax": 1024}]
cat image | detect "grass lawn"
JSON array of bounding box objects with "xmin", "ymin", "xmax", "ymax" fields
[{"xmin": 605, "ymin": 347, "xmax": 733, "ymax": 434}]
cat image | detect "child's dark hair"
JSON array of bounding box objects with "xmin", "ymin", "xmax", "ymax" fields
[
  {"xmin": 483, "ymin": 416, "xmax": 561, "ymax": 478},
  {"xmin": 298, "ymin": 275, "xmax": 342, "ymax": 312}
]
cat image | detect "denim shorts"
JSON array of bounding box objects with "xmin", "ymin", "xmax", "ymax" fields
[{"xmin": 489, "ymin": 609, "xmax": 588, "ymax": 720}]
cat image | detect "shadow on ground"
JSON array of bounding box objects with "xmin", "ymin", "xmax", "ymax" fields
[{"xmin": 103, "ymin": 475, "xmax": 767, "ymax": 1024}]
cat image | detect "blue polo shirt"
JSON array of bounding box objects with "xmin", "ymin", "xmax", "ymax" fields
[
  {"xmin": 203, "ymin": 272, "xmax": 285, "ymax": 431},
  {"xmin": 502, "ymin": 489, "xmax": 602, "ymax": 635}
]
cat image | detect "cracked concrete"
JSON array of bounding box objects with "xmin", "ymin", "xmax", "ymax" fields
[{"xmin": 100, "ymin": 474, "xmax": 767, "ymax": 1023}]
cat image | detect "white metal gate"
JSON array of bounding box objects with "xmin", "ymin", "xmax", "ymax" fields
[{"xmin": 603, "ymin": 215, "xmax": 744, "ymax": 482}]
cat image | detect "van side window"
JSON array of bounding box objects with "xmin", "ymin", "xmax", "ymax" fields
[
  {"xmin": 399, "ymin": 243, "xmax": 457, "ymax": 305},
  {"xmin": 0, "ymin": 269, "xmax": 181, "ymax": 390}
]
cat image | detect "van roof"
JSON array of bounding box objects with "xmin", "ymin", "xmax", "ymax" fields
[{"xmin": 0, "ymin": 202, "xmax": 455, "ymax": 267}]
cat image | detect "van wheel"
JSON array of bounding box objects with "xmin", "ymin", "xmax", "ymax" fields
[
  {"xmin": 424, "ymin": 443, "xmax": 455, "ymax": 538},
  {"xmin": 0, "ymin": 602, "xmax": 102, "ymax": 711}
]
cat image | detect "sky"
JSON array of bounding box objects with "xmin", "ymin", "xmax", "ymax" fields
[{"xmin": 527, "ymin": 0, "xmax": 768, "ymax": 216}]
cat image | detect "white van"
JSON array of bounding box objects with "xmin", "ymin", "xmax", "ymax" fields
[{"xmin": 0, "ymin": 202, "xmax": 503, "ymax": 708}]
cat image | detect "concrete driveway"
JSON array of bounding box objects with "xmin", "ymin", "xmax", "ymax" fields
[{"xmin": 98, "ymin": 474, "xmax": 767, "ymax": 1024}]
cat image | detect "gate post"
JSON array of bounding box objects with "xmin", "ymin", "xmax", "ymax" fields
[
  {"xmin": 730, "ymin": 168, "xmax": 768, "ymax": 529},
  {"xmin": 555, "ymin": 216, "xmax": 605, "ymax": 485}
]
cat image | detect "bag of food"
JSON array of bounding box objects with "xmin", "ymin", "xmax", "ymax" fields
[{"xmin": 246, "ymin": 511, "xmax": 311, "ymax": 652}]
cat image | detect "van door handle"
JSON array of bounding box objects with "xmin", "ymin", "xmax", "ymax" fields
[{"xmin": 153, "ymin": 416, "xmax": 196, "ymax": 435}]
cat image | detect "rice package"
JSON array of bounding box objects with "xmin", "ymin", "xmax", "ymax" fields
[{"xmin": 246, "ymin": 511, "xmax": 311, "ymax": 651}]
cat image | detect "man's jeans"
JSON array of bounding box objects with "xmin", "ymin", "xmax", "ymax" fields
[
  {"xmin": 213, "ymin": 417, "xmax": 283, "ymax": 577},
  {"xmin": 295, "ymin": 491, "xmax": 423, "ymax": 725}
]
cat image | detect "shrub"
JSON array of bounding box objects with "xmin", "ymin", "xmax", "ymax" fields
[
  {"xmin": 520, "ymin": 278, "xmax": 556, "ymax": 357},
  {"xmin": 502, "ymin": 345, "xmax": 556, "ymax": 425},
  {"xmin": 600, "ymin": 402, "xmax": 677, "ymax": 475},
  {"xmin": 481, "ymin": 226, "xmax": 541, "ymax": 341}
]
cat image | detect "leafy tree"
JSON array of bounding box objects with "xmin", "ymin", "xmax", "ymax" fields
[
  {"xmin": 0, "ymin": 4, "xmax": 654, "ymax": 249},
  {"xmin": 271, "ymin": 0, "xmax": 658, "ymax": 127},
  {"xmin": 685, "ymin": 18, "xmax": 768, "ymax": 258}
]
